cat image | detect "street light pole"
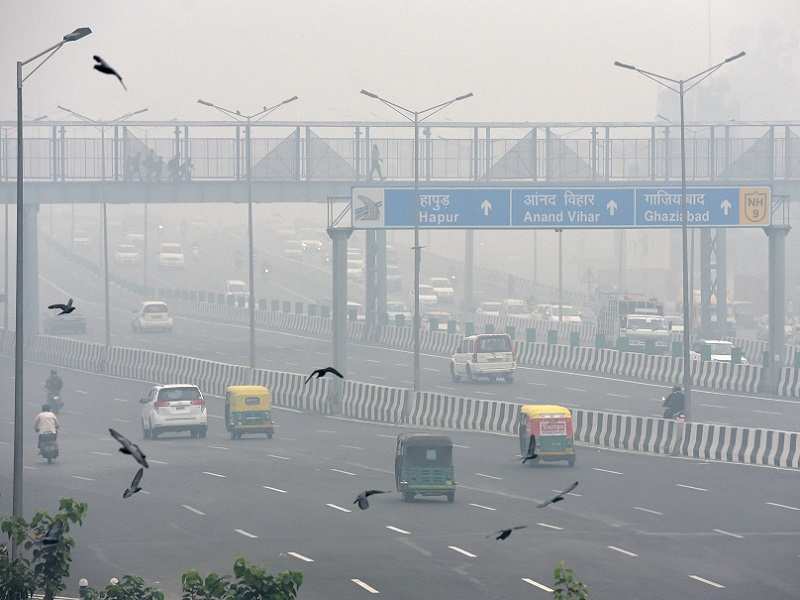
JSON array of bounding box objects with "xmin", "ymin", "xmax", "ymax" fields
[
  {"xmin": 196, "ymin": 96, "xmax": 298, "ymax": 371},
  {"xmin": 359, "ymin": 89, "xmax": 473, "ymax": 393},
  {"xmin": 614, "ymin": 50, "xmax": 745, "ymax": 421},
  {"xmin": 13, "ymin": 26, "xmax": 92, "ymax": 560}
]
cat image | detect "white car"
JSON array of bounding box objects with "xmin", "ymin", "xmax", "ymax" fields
[
  {"xmin": 540, "ymin": 304, "xmax": 582, "ymax": 323},
  {"xmin": 114, "ymin": 243, "xmax": 141, "ymax": 265},
  {"xmin": 347, "ymin": 301, "xmax": 365, "ymax": 321},
  {"xmin": 347, "ymin": 258, "xmax": 365, "ymax": 281},
  {"xmin": 224, "ymin": 279, "xmax": 248, "ymax": 306},
  {"xmin": 476, "ymin": 301, "xmax": 502, "ymax": 317},
  {"xmin": 690, "ymin": 339, "xmax": 748, "ymax": 364},
  {"xmin": 386, "ymin": 300, "xmax": 412, "ymax": 323},
  {"xmin": 301, "ymin": 239, "xmax": 324, "ymax": 254},
  {"xmin": 413, "ymin": 284, "xmax": 439, "ymax": 308},
  {"xmin": 450, "ymin": 333, "xmax": 515, "ymax": 383},
  {"xmin": 283, "ymin": 240, "xmax": 304, "ymax": 260},
  {"xmin": 158, "ymin": 242, "xmax": 185, "ymax": 269},
  {"xmin": 503, "ymin": 298, "xmax": 532, "ymax": 319},
  {"xmin": 429, "ymin": 277, "xmax": 455, "ymax": 303},
  {"xmin": 140, "ymin": 384, "xmax": 207, "ymax": 439},
  {"xmin": 132, "ymin": 301, "xmax": 174, "ymax": 332}
]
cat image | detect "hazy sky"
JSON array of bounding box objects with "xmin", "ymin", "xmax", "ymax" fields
[{"xmin": 1, "ymin": 0, "xmax": 798, "ymax": 124}]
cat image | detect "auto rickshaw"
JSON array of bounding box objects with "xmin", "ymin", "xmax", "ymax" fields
[
  {"xmin": 395, "ymin": 433, "xmax": 455, "ymax": 503},
  {"xmin": 225, "ymin": 385, "xmax": 273, "ymax": 440},
  {"xmin": 518, "ymin": 404, "xmax": 575, "ymax": 466}
]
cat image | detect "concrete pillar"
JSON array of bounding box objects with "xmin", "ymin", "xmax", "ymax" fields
[
  {"xmin": 376, "ymin": 229, "xmax": 387, "ymax": 322},
  {"xmin": 765, "ymin": 225, "xmax": 790, "ymax": 392},
  {"xmin": 365, "ymin": 230, "xmax": 386, "ymax": 332},
  {"xmin": 328, "ymin": 227, "xmax": 352, "ymax": 377},
  {"xmin": 24, "ymin": 204, "xmax": 39, "ymax": 339},
  {"xmin": 464, "ymin": 230, "xmax": 474, "ymax": 313}
]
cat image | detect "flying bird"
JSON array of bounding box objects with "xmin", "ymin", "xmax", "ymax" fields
[
  {"xmin": 93, "ymin": 55, "xmax": 127, "ymax": 90},
  {"xmin": 521, "ymin": 437, "xmax": 538, "ymax": 463},
  {"xmin": 537, "ymin": 481, "xmax": 579, "ymax": 508},
  {"xmin": 109, "ymin": 428, "xmax": 149, "ymax": 468},
  {"xmin": 38, "ymin": 520, "xmax": 64, "ymax": 546},
  {"xmin": 123, "ymin": 468, "xmax": 144, "ymax": 499},
  {"xmin": 47, "ymin": 298, "xmax": 75, "ymax": 315},
  {"xmin": 353, "ymin": 489, "xmax": 389, "ymax": 510},
  {"xmin": 305, "ymin": 366, "xmax": 344, "ymax": 385},
  {"xmin": 486, "ymin": 525, "xmax": 527, "ymax": 541}
]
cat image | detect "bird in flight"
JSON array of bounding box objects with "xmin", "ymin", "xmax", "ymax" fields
[
  {"xmin": 38, "ymin": 520, "xmax": 64, "ymax": 546},
  {"xmin": 47, "ymin": 298, "xmax": 75, "ymax": 315},
  {"xmin": 537, "ymin": 481, "xmax": 579, "ymax": 508},
  {"xmin": 109, "ymin": 428, "xmax": 149, "ymax": 469},
  {"xmin": 123, "ymin": 468, "xmax": 144, "ymax": 499},
  {"xmin": 93, "ymin": 55, "xmax": 127, "ymax": 90},
  {"xmin": 486, "ymin": 525, "xmax": 527, "ymax": 541},
  {"xmin": 305, "ymin": 366, "xmax": 344, "ymax": 384},
  {"xmin": 521, "ymin": 437, "xmax": 538, "ymax": 463},
  {"xmin": 353, "ymin": 489, "xmax": 389, "ymax": 510}
]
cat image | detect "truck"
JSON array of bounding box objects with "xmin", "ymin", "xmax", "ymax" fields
[{"xmin": 617, "ymin": 296, "xmax": 670, "ymax": 354}]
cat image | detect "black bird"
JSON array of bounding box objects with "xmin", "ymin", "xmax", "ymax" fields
[
  {"xmin": 93, "ymin": 55, "xmax": 127, "ymax": 90},
  {"xmin": 123, "ymin": 468, "xmax": 144, "ymax": 499},
  {"xmin": 353, "ymin": 489, "xmax": 389, "ymax": 510},
  {"xmin": 109, "ymin": 428, "xmax": 149, "ymax": 468},
  {"xmin": 305, "ymin": 366, "xmax": 344, "ymax": 385},
  {"xmin": 38, "ymin": 520, "xmax": 64, "ymax": 546},
  {"xmin": 537, "ymin": 481, "xmax": 579, "ymax": 508},
  {"xmin": 486, "ymin": 525, "xmax": 527, "ymax": 541},
  {"xmin": 521, "ymin": 436, "xmax": 538, "ymax": 463},
  {"xmin": 47, "ymin": 298, "xmax": 75, "ymax": 315}
]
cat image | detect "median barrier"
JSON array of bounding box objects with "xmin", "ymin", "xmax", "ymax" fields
[
  {"xmin": 408, "ymin": 391, "xmax": 518, "ymax": 434},
  {"xmin": 778, "ymin": 367, "xmax": 800, "ymax": 398},
  {"xmin": 341, "ymin": 380, "xmax": 407, "ymax": 424},
  {"xmin": 573, "ymin": 409, "xmax": 681, "ymax": 456},
  {"xmin": 680, "ymin": 422, "xmax": 800, "ymax": 468}
]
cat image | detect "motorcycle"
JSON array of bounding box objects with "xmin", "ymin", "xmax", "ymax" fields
[
  {"xmin": 662, "ymin": 398, "xmax": 686, "ymax": 422},
  {"xmin": 38, "ymin": 432, "xmax": 59, "ymax": 464},
  {"xmin": 47, "ymin": 390, "xmax": 64, "ymax": 413}
]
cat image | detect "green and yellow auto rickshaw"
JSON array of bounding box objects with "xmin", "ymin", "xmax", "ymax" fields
[
  {"xmin": 395, "ymin": 433, "xmax": 455, "ymax": 503},
  {"xmin": 518, "ymin": 404, "xmax": 575, "ymax": 466},
  {"xmin": 225, "ymin": 385, "xmax": 273, "ymax": 440}
]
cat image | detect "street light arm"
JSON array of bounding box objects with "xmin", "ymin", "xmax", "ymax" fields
[
  {"xmin": 21, "ymin": 44, "xmax": 65, "ymax": 84},
  {"xmin": 683, "ymin": 64, "xmax": 725, "ymax": 94},
  {"xmin": 196, "ymin": 99, "xmax": 244, "ymax": 121},
  {"xmin": 250, "ymin": 96, "xmax": 299, "ymax": 121},
  {"xmin": 418, "ymin": 92, "xmax": 474, "ymax": 117},
  {"xmin": 113, "ymin": 107, "xmax": 149, "ymax": 122},
  {"xmin": 20, "ymin": 40, "xmax": 64, "ymax": 68},
  {"xmin": 56, "ymin": 105, "xmax": 98, "ymax": 123},
  {"xmin": 683, "ymin": 51, "xmax": 745, "ymax": 92}
]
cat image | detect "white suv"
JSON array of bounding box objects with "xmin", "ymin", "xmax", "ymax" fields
[
  {"xmin": 158, "ymin": 242, "xmax": 185, "ymax": 269},
  {"xmin": 450, "ymin": 333, "xmax": 516, "ymax": 384},
  {"xmin": 429, "ymin": 277, "xmax": 455, "ymax": 303},
  {"xmin": 140, "ymin": 384, "xmax": 208, "ymax": 439},
  {"xmin": 132, "ymin": 301, "xmax": 174, "ymax": 332}
]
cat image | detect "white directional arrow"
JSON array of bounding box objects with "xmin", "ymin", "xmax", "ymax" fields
[
  {"xmin": 721, "ymin": 199, "xmax": 732, "ymax": 216},
  {"xmin": 606, "ymin": 199, "xmax": 618, "ymax": 216},
  {"xmin": 480, "ymin": 199, "xmax": 493, "ymax": 217}
]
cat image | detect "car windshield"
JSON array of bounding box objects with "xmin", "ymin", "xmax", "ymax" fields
[
  {"xmin": 709, "ymin": 343, "xmax": 733, "ymax": 355},
  {"xmin": 161, "ymin": 243, "xmax": 182, "ymax": 253},
  {"xmin": 506, "ymin": 304, "xmax": 528, "ymax": 315},
  {"xmin": 158, "ymin": 387, "xmax": 201, "ymax": 401},
  {"xmin": 143, "ymin": 304, "xmax": 168, "ymax": 314},
  {"xmin": 228, "ymin": 282, "xmax": 246, "ymax": 293},
  {"xmin": 627, "ymin": 316, "xmax": 666, "ymax": 330},
  {"xmin": 477, "ymin": 335, "xmax": 512, "ymax": 352},
  {"xmin": 419, "ymin": 285, "xmax": 435, "ymax": 294},
  {"xmin": 430, "ymin": 278, "xmax": 451, "ymax": 287},
  {"xmin": 480, "ymin": 302, "xmax": 502, "ymax": 312}
]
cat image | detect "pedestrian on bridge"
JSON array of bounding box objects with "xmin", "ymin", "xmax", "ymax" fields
[{"xmin": 370, "ymin": 144, "xmax": 385, "ymax": 181}]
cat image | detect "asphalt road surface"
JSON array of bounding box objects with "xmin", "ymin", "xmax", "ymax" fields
[
  {"xmin": 1, "ymin": 360, "xmax": 798, "ymax": 598},
  {"xmin": 38, "ymin": 249, "xmax": 800, "ymax": 432}
]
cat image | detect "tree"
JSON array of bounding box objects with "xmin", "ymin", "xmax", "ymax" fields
[
  {"xmin": 182, "ymin": 557, "xmax": 302, "ymax": 600},
  {"xmin": 84, "ymin": 575, "xmax": 164, "ymax": 600},
  {"xmin": 0, "ymin": 517, "xmax": 37, "ymax": 600},
  {"xmin": 553, "ymin": 561, "xmax": 590, "ymax": 600}
]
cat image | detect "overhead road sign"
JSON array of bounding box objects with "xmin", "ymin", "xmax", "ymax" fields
[{"xmin": 351, "ymin": 186, "xmax": 771, "ymax": 230}]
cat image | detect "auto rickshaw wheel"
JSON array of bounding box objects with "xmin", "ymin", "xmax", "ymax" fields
[
  {"xmin": 446, "ymin": 492, "xmax": 455, "ymax": 503},
  {"xmin": 199, "ymin": 427, "xmax": 207, "ymax": 439},
  {"xmin": 402, "ymin": 492, "xmax": 414, "ymax": 502},
  {"xmin": 267, "ymin": 432, "xmax": 273, "ymax": 439},
  {"xmin": 567, "ymin": 456, "xmax": 576, "ymax": 467}
]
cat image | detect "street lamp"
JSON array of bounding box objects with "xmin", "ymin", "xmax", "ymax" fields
[
  {"xmin": 614, "ymin": 51, "xmax": 745, "ymax": 420},
  {"xmin": 14, "ymin": 26, "xmax": 92, "ymax": 558},
  {"xmin": 196, "ymin": 96, "xmax": 298, "ymax": 371},
  {"xmin": 55, "ymin": 105, "xmax": 149, "ymax": 351},
  {"xmin": 360, "ymin": 89, "xmax": 473, "ymax": 393}
]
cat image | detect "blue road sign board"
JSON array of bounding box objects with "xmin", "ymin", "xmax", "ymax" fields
[{"xmin": 350, "ymin": 186, "xmax": 771, "ymax": 229}]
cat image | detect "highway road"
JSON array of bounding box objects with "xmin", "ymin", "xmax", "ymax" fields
[
  {"xmin": 1, "ymin": 360, "xmax": 798, "ymax": 598},
  {"xmin": 38, "ymin": 248, "xmax": 800, "ymax": 432}
]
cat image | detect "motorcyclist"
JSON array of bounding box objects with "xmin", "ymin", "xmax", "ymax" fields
[
  {"xmin": 663, "ymin": 385, "xmax": 686, "ymax": 419},
  {"xmin": 45, "ymin": 369, "xmax": 63, "ymax": 397},
  {"xmin": 33, "ymin": 404, "xmax": 60, "ymax": 450}
]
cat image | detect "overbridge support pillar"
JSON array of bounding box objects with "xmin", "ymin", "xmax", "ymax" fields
[
  {"xmin": 700, "ymin": 228, "xmax": 728, "ymax": 338},
  {"xmin": 328, "ymin": 227, "xmax": 352, "ymax": 378},
  {"xmin": 464, "ymin": 230, "xmax": 474, "ymax": 313},
  {"xmin": 765, "ymin": 225, "xmax": 790, "ymax": 393},
  {"xmin": 364, "ymin": 229, "xmax": 386, "ymax": 336},
  {"xmin": 23, "ymin": 204, "xmax": 39, "ymax": 340}
]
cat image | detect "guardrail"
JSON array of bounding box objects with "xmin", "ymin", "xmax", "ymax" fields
[{"xmin": 6, "ymin": 331, "xmax": 798, "ymax": 469}]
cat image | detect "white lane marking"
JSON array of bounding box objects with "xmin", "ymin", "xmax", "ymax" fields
[
  {"xmin": 468, "ymin": 503, "xmax": 497, "ymax": 511},
  {"xmin": 113, "ymin": 397, "xmax": 128, "ymax": 403},
  {"xmin": 475, "ymin": 473, "xmax": 503, "ymax": 481},
  {"xmin": 208, "ymin": 414, "xmax": 224, "ymax": 420},
  {"xmin": 400, "ymin": 379, "xmax": 413, "ymax": 385},
  {"xmin": 235, "ymin": 528, "xmax": 258, "ymax": 539},
  {"xmin": 448, "ymin": 545, "xmax": 477, "ymax": 559},
  {"xmin": 453, "ymin": 443, "xmax": 470, "ymax": 449},
  {"xmin": 376, "ymin": 434, "xmax": 395, "ymax": 439},
  {"xmin": 181, "ymin": 504, "xmax": 206, "ymax": 516},
  {"xmin": 365, "ymin": 359, "xmax": 381, "ymax": 364},
  {"xmin": 23, "ymin": 465, "xmax": 38, "ymax": 471},
  {"xmin": 202, "ymin": 471, "xmax": 227, "ymax": 478},
  {"xmin": 112, "ymin": 418, "xmax": 131, "ymax": 423},
  {"xmin": 526, "ymin": 382, "xmax": 547, "ymax": 387},
  {"xmin": 386, "ymin": 525, "xmax": 411, "ymax": 535},
  {"xmin": 522, "ymin": 578, "xmax": 554, "ymax": 592},
  {"xmin": 552, "ymin": 489, "xmax": 582, "ymax": 497},
  {"xmin": 689, "ymin": 575, "xmax": 725, "ymax": 589},
  {"xmin": 633, "ymin": 506, "xmax": 663, "ymax": 516},
  {"xmin": 274, "ymin": 406, "xmax": 303, "ymax": 414},
  {"xmin": 208, "ymin": 445, "xmax": 229, "ymax": 450},
  {"xmin": 593, "ymin": 467, "xmax": 623, "ymax": 475},
  {"xmin": 438, "ymin": 386, "xmax": 456, "ymax": 391},
  {"xmin": 565, "ymin": 387, "xmax": 586, "ymax": 393},
  {"xmin": 394, "ymin": 363, "xmax": 406, "ymax": 367},
  {"xmin": 263, "ymin": 485, "xmax": 288, "ymax": 494},
  {"xmin": 766, "ymin": 501, "xmax": 800, "ymax": 511},
  {"xmin": 537, "ymin": 522, "xmax": 563, "ymax": 531},
  {"xmin": 607, "ymin": 545, "xmax": 638, "ymax": 557},
  {"xmin": 676, "ymin": 483, "xmax": 708, "ymax": 492},
  {"xmin": 423, "ymin": 368, "xmax": 440, "ymax": 373},
  {"xmin": 90, "ymin": 451, "xmax": 113, "ymax": 457},
  {"xmin": 268, "ymin": 454, "xmax": 291, "ymax": 461},
  {"xmin": 326, "ymin": 503, "xmax": 352, "ymax": 513},
  {"xmin": 316, "ymin": 429, "xmax": 337, "ymax": 434},
  {"xmin": 329, "ymin": 468, "xmax": 357, "ymax": 476},
  {"xmin": 340, "ymin": 444, "xmax": 365, "ymax": 450},
  {"xmin": 713, "ymin": 528, "xmax": 743, "ymax": 539},
  {"xmin": 700, "ymin": 403, "xmax": 726, "ymax": 409},
  {"xmin": 752, "ymin": 409, "xmax": 782, "ymax": 415},
  {"xmin": 369, "ymin": 376, "xmax": 387, "ymax": 381},
  {"xmin": 75, "ymin": 389, "xmax": 88, "ymax": 395},
  {"xmin": 0, "ymin": 441, "xmax": 8, "ymax": 445},
  {"xmin": 287, "ymin": 551, "xmax": 314, "ymax": 563},
  {"xmin": 606, "ymin": 392, "xmax": 630, "ymax": 398},
  {"xmin": 351, "ymin": 578, "xmax": 380, "ymax": 594},
  {"xmin": 71, "ymin": 475, "xmax": 95, "ymax": 481},
  {"xmin": 149, "ymin": 459, "xmax": 168, "ymax": 465}
]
